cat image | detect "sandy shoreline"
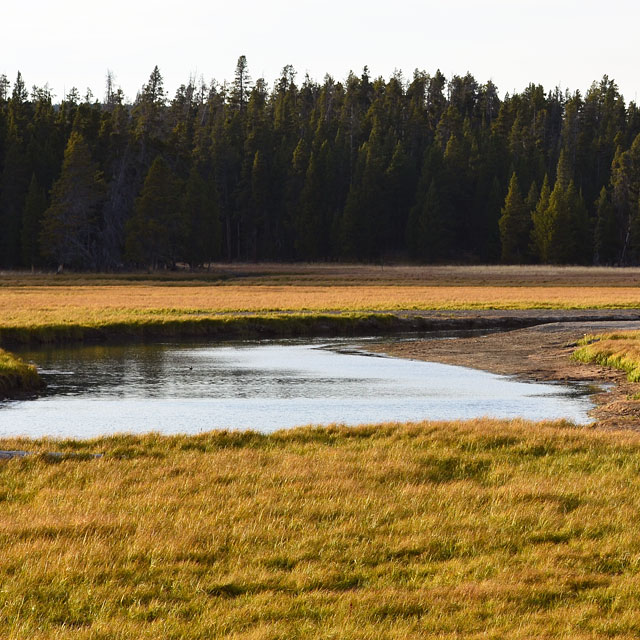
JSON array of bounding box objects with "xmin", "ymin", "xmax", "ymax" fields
[{"xmin": 367, "ymin": 319, "xmax": 640, "ymax": 430}]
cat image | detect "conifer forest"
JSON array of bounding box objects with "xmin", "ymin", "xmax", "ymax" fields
[{"xmin": 1, "ymin": 59, "xmax": 640, "ymax": 270}]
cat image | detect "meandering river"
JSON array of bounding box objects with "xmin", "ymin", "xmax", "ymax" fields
[{"xmin": 0, "ymin": 338, "xmax": 595, "ymax": 438}]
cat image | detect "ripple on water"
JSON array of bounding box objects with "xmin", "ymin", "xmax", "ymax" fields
[{"xmin": 0, "ymin": 338, "xmax": 596, "ymax": 439}]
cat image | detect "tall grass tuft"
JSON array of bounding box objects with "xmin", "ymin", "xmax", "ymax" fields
[{"xmin": 0, "ymin": 348, "xmax": 44, "ymax": 396}]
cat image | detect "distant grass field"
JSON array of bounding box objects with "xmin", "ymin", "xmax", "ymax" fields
[
  {"xmin": 3, "ymin": 420, "xmax": 640, "ymax": 638},
  {"xmin": 1, "ymin": 265, "xmax": 640, "ymax": 342}
]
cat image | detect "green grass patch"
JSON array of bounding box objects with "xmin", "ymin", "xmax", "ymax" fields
[
  {"xmin": 0, "ymin": 348, "xmax": 44, "ymax": 397},
  {"xmin": 573, "ymin": 331, "xmax": 640, "ymax": 382}
]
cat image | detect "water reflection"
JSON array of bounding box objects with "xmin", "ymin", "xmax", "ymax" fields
[{"xmin": 0, "ymin": 338, "xmax": 596, "ymax": 439}]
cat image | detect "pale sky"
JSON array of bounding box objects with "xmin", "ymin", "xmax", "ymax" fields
[{"xmin": 4, "ymin": 0, "xmax": 639, "ymax": 103}]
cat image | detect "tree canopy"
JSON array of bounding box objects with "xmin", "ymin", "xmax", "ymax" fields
[{"xmin": 0, "ymin": 64, "xmax": 639, "ymax": 269}]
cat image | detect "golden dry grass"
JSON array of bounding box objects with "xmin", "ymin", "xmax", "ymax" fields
[
  {"xmin": 1, "ymin": 265, "xmax": 639, "ymax": 338},
  {"xmin": 3, "ymin": 420, "xmax": 640, "ymax": 638},
  {"xmin": 1, "ymin": 284, "xmax": 640, "ymax": 331},
  {"xmin": 574, "ymin": 330, "xmax": 640, "ymax": 382}
]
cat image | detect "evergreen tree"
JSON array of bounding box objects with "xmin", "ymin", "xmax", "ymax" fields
[
  {"xmin": 0, "ymin": 66, "xmax": 640, "ymax": 267},
  {"xmin": 249, "ymin": 149, "xmax": 270, "ymax": 260},
  {"xmin": 499, "ymin": 172, "xmax": 531, "ymax": 263},
  {"xmin": 21, "ymin": 174, "xmax": 47, "ymax": 268},
  {"xmin": 407, "ymin": 144, "xmax": 450, "ymax": 261},
  {"xmin": 40, "ymin": 132, "xmax": 106, "ymax": 269},
  {"xmin": 543, "ymin": 148, "xmax": 591, "ymax": 263},
  {"xmin": 611, "ymin": 134, "xmax": 640, "ymax": 262},
  {"xmin": 0, "ymin": 72, "xmax": 32, "ymax": 267},
  {"xmin": 125, "ymin": 156, "xmax": 182, "ymax": 268},
  {"xmin": 232, "ymin": 56, "xmax": 251, "ymax": 112},
  {"xmin": 181, "ymin": 165, "xmax": 221, "ymax": 267},
  {"xmin": 385, "ymin": 141, "xmax": 417, "ymax": 254},
  {"xmin": 594, "ymin": 186, "xmax": 618, "ymax": 264},
  {"xmin": 297, "ymin": 142, "xmax": 332, "ymax": 259},
  {"xmin": 406, "ymin": 179, "xmax": 447, "ymax": 261},
  {"xmin": 525, "ymin": 181, "xmax": 539, "ymax": 215},
  {"xmin": 531, "ymin": 174, "xmax": 552, "ymax": 261}
]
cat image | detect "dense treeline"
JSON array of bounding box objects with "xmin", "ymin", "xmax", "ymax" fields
[{"xmin": 1, "ymin": 59, "xmax": 640, "ymax": 270}]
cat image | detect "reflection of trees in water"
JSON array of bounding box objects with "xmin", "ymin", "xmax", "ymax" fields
[{"xmin": 26, "ymin": 343, "xmax": 169, "ymax": 396}]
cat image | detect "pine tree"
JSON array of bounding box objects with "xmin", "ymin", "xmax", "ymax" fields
[
  {"xmin": 407, "ymin": 143, "xmax": 452, "ymax": 261},
  {"xmin": 21, "ymin": 174, "xmax": 47, "ymax": 268},
  {"xmin": 125, "ymin": 156, "xmax": 182, "ymax": 268},
  {"xmin": 2, "ymin": 67, "xmax": 640, "ymax": 267},
  {"xmin": 181, "ymin": 165, "xmax": 221, "ymax": 268},
  {"xmin": 525, "ymin": 181, "xmax": 539, "ymax": 215},
  {"xmin": 249, "ymin": 150, "xmax": 270, "ymax": 260},
  {"xmin": 611, "ymin": 134, "xmax": 640, "ymax": 263},
  {"xmin": 40, "ymin": 132, "xmax": 105, "ymax": 269},
  {"xmin": 539, "ymin": 149, "xmax": 592, "ymax": 264},
  {"xmin": 406, "ymin": 179, "xmax": 447, "ymax": 261},
  {"xmin": 298, "ymin": 143, "xmax": 331, "ymax": 259},
  {"xmin": 565, "ymin": 181, "xmax": 591, "ymax": 263},
  {"xmin": 133, "ymin": 66, "xmax": 167, "ymax": 146},
  {"xmin": 385, "ymin": 141, "xmax": 416, "ymax": 253},
  {"xmin": 531, "ymin": 174, "xmax": 552, "ymax": 261},
  {"xmin": 594, "ymin": 187, "xmax": 618, "ymax": 264},
  {"xmin": 231, "ymin": 56, "xmax": 251, "ymax": 113},
  {"xmin": 0, "ymin": 72, "xmax": 32, "ymax": 267},
  {"xmin": 499, "ymin": 172, "xmax": 531, "ymax": 263}
]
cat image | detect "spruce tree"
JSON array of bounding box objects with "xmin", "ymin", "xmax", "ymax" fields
[
  {"xmin": 21, "ymin": 174, "xmax": 47, "ymax": 268},
  {"xmin": 594, "ymin": 187, "xmax": 618, "ymax": 264},
  {"xmin": 531, "ymin": 174, "xmax": 552, "ymax": 261},
  {"xmin": 406, "ymin": 179, "xmax": 447, "ymax": 261},
  {"xmin": 525, "ymin": 181, "xmax": 539, "ymax": 216},
  {"xmin": 40, "ymin": 132, "xmax": 105, "ymax": 269},
  {"xmin": 125, "ymin": 156, "xmax": 182, "ymax": 268},
  {"xmin": 540, "ymin": 149, "xmax": 592, "ymax": 264},
  {"xmin": 499, "ymin": 172, "xmax": 531, "ymax": 263},
  {"xmin": 181, "ymin": 165, "xmax": 221, "ymax": 268}
]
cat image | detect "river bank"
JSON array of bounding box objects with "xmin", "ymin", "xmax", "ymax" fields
[
  {"xmin": 368, "ymin": 320, "xmax": 640, "ymax": 430},
  {"xmin": 2, "ymin": 308, "xmax": 640, "ymax": 347}
]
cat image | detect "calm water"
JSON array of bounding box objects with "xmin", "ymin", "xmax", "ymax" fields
[{"xmin": 0, "ymin": 339, "xmax": 595, "ymax": 438}]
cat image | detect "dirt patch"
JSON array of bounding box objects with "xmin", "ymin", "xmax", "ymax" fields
[{"xmin": 367, "ymin": 320, "xmax": 640, "ymax": 430}]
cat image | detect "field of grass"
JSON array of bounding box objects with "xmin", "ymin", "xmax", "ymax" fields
[
  {"xmin": 3, "ymin": 420, "xmax": 640, "ymax": 638},
  {"xmin": 0, "ymin": 348, "xmax": 44, "ymax": 396},
  {"xmin": 2, "ymin": 265, "xmax": 640, "ymax": 344},
  {"xmin": 573, "ymin": 330, "xmax": 640, "ymax": 382}
]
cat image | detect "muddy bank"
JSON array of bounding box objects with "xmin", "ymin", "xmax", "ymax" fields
[{"xmin": 367, "ymin": 320, "xmax": 640, "ymax": 430}]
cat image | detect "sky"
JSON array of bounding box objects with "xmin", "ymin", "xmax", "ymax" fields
[{"xmin": 3, "ymin": 0, "xmax": 639, "ymax": 103}]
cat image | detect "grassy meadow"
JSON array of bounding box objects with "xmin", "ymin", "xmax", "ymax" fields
[
  {"xmin": 1, "ymin": 265, "xmax": 640, "ymax": 343},
  {"xmin": 3, "ymin": 420, "xmax": 640, "ymax": 638}
]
